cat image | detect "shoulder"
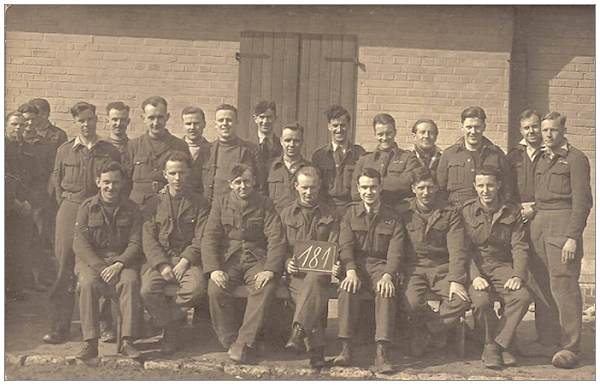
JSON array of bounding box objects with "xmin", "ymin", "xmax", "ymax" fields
[
  {"xmin": 351, "ymin": 144, "xmax": 366, "ymax": 153},
  {"xmin": 567, "ymin": 145, "xmax": 590, "ymax": 163},
  {"xmin": 57, "ymin": 138, "xmax": 76, "ymax": 154},
  {"xmin": 121, "ymin": 198, "xmax": 142, "ymax": 213},
  {"xmin": 79, "ymin": 196, "xmax": 95, "ymax": 209},
  {"xmin": 312, "ymin": 145, "xmax": 328, "ymax": 158},
  {"xmin": 189, "ymin": 191, "xmax": 210, "ymax": 209},
  {"xmin": 461, "ymin": 198, "xmax": 478, "ymax": 213},
  {"xmin": 240, "ymin": 138, "xmax": 259, "ymax": 151}
]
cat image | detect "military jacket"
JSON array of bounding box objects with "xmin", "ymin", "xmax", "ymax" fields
[{"xmin": 264, "ymin": 156, "xmax": 311, "ymax": 213}]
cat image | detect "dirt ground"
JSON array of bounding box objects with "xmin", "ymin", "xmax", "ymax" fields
[{"xmin": 4, "ymin": 288, "xmax": 596, "ymax": 380}]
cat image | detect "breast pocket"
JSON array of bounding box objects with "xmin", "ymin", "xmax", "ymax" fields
[
  {"xmin": 374, "ymin": 224, "xmax": 394, "ymax": 254},
  {"xmin": 387, "ymin": 161, "xmax": 407, "ymax": 176},
  {"xmin": 513, "ymin": 161, "xmax": 528, "ymax": 195},
  {"xmin": 428, "ymin": 221, "xmax": 449, "ymax": 246},
  {"xmin": 267, "ymin": 174, "xmax": 286, "ymax": 199},
  {"xmin": 63, "ymin": 161, "xmax": 82, "ymax": 190},
  {"xmin": 343, "ymin": 165, "xmax": 356, "ymax": 191},
  {"xmin": 87, "ymin": 216, "xmax": 107, "ymax": 247},
  {"xmin": 180, "ymin": 215, "xmax": 197, "ymax": 240},
  {"xmin": 132, "ymin": 156, "xmax": 152, "ymax": 182},
  {"xmin": 244, "ymin": 218, "xmax": 264, "ymax": 240},
  {"xmin": 548, "ymin": 165, "xmax": 571, "ymax": 195},
  {"xmin": 447, "ymin": 159, "xmax": 467, "ymax": 189},
  {"xmin": 116, "ymin": 216, "xmax": 132, "ymax": 244}
]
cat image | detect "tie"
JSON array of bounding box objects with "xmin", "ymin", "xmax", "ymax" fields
[{"xmin": 334, "ymin": 146, "xmax": 344, "ymax": 166}]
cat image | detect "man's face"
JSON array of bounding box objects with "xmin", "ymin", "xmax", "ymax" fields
[
  {"xmin": 280, "ymin": 128, "xmax": 303, "ymax": 158},
  {"xmin": 142, "ymin": 103, "xmax": 169, "ymax": 137},
  {"xmin": 96, "ymin": 170, "xmax": 123, "ymax": 204},
  {"xmin": 6, "ymin": 115, "xmax": 26, "ymax": 141},
  {"xmin": 229, "ymin": 169, "xmax": 254, "ymax": 200},
  {"xmin": 413, "ymin": 121, "xmax": 438, "ymax": 151},
  {"xmin": 163, "ymin": 160, "xmax": 189, "ymax": 194},
  {"xmin": 474, "ymin": 174, "xmax": 500, "ymax": 206},
  {"xmin": 357, "ymin": 175, "xmax": 381, "ymax": 206},
  {"xmin": 215, "ymin": 109, "xmax": 238, "ymax": 141},
  {"xmin": 107, "ymin": 108, "xmax": 130, "ymax": 138},
  {"xmin": 182, "ymin": 113, "xmax": 206, "ymax": 142},
  {"xmin": 295, "ymin": 173, "xmax": 320, "ymax": 206},
  {"xmin": 461, "ymin": 117, "xmax": 485, "ymax": 147},
  {"xmin": 540, "ymin": 119, "xmax": 565, "ymax": 150},
  {"xmin": 22, "ymin": 111, "xmax": 39, "ymax": 131},
  {"xmin": 328, "ymin": 115, "xmax": 349, "ymax": 144},
  {"xmin": 519, "ymin": 115, "xmax": 541, "ymax": 147},
  {"xmin": 73, "ymin": 109, "xmax": 98, "ymax": 140},
  {"xmin": 412, "ymin": 179, "xmax": 438, "ymax": 207},
  {"xmin": 254, "ymin": 108, "xmax": 276, "ymax": 135},
  {"xmin": 374, "ymin": 123, "xmax": 396, "ymax": 150}
]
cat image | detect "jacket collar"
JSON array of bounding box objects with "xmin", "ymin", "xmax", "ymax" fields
[
  {"xmin": 453, "ymin": 136, "xmax": 495, "ymax": 152},
  {"xmin": 373, "ymin": 142, "xmax": 400, "ymax": 160}
]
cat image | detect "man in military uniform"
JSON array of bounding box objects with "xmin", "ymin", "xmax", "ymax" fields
[
  {"xmin": 181, "ymin": 106, "xmax": 211, "ymax": 196},
  {"xmin": 312, "ymin": 105, "xmax": 365, "ymax": 218},
  {"xmin": 462, "ymin": 167, "xmax": 533, "ymax": 369},
  {"xmin": 437, "ymin": 106, "xmax": 513, "ymax": 206},
  {"xmin": 254, "ymin": 101, "xmax": 282, "ymax": 166},
  {"xmin": 351, "ymin": 113, "xmax": 420, "ymax": 208},
  {"xmin": 106, "ymin": 101, "xmax": 132, "ymax": 165},
  {"xmin": 334, "ymin": 168, "xmax": 406, "ymax": 373},
  {"xmin": 201, "ymin": 164, "xmax": 286, "ymax": 364},
  {"xmin": 141, "ymin": 151, "xmax": 210, "ymax": 354},
  {"xmin": 44, "ymin": 102, "xmax": 121, "ymax": 344},
  {"xmin": 127, "ymin": 96, "xmax": 190, "ymax": 210},
  {"xmin": 280, "ymin": 165, "xmax": 339, "ymax": 368},
  {"xmin": 399, "ymin": 167, "xmax": 471, "ymax": 357},
  {"xmin": 27, "ymin": 98, "xmax": 68, "ymax": 151},
  {"xmin": 73, "ymin": 161, "xmax": 143, "ymax": 360},
  {"xmin": 202, "ymin": 104, "xmax": 260, "ymax": 204},
  {"xmin": 410, "ymin": 119, "xmax": 443, "ymax": 173},
  {"xmin": 264, "ymin": 122, "xmax": 311, "ymax": 212},
  {"xmin": 527, "ymin": 112, "xmax": 593, "ymax": 369}
]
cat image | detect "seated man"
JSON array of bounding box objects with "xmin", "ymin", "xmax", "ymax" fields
[
  {"xmin": 280, "ymin": 165, "xmax": 340, "ymax": 368},
  {"xmin": 334, "ymin": 168, "xmax": 406, "ymax": 374},
  {"xmin": 201, "ymin": 164, "xmax": 286, "ymax": 364},
  {"xmin": 72, "ymin": 161, "xmax": 143, "ymax": 360},
  {"xmin": 399, "ymin": 167, "xmax": 471, "ymax": 357},
  {"xmin": 462, "ymin": 167, "xmax": 533, "ymax": 369},
  {"xmin": 141, "ymin": 151, "xmax": 210, "ymax": 354}
]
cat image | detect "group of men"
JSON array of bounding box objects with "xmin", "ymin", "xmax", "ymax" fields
[{"xmin": 5, "ymin": 97, "xmax": 592, "ymax": 373}]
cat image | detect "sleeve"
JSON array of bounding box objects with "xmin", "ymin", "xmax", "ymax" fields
[
  {"xmin": 72, "ymin": 205, "xmax": 109, "ymax": 273},
  {"xmin": 142, "ymin": 206, "xmax": 170, "ymax": 270},
  {"xmin": 180, "ymin": 201, "xmax": 210, "ymax": 266},
  {"xmin": 446, "ymin": 209, "xmax": 470, "ymax": 284},
  {"xmin": 53, "ymin": 148, "xmax": 64, "ymax": 205},
  {"xmin": 384, "ymin": 218, "xmax": 406, "ymax": 276},
  {"xmin": 262, "ymin": 199, "xmax": 287, "ymax": 274},
  {"xmin": 510, "ymin": 211, "xmax": 529, "ymax": 280},
  {"xmin": 436, "ymin": 151, "xmax": 450, "ymax": 201},
  {"xmin": 566, "ymin": 153, "xmax": 593, "ymax": 240},
  {"xmin": 114, "ymin": 206, "xmax": 143, "ymax": 267},
  {"xmin": 125, "ymin": 143, "xmax": 136, "ymax": 180},
  {"xmin": 469, "ymin": 259, "xmax": 482, "ymax": 282},
  {"xmin": 338, "ymin": 211, "xmax": 357, "ymax": 271},
  {"xmin": 499, "ymin": 150, "xmax": 515, "ymax": 203},
  {"xmin": 57, "ymin": 129, "xmax": 68, "ymax": 146},
  {"xmin": 381, "ymin": 152, "xmax": 420, "ymax": 199},
  {"xmin": 200, "ymin": 198, "xmax": 225, "ymax": 274}
]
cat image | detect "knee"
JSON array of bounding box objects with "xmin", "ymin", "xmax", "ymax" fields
[
  {"xmin": 78, "ymin": 273, "xmax": 100, "ymax": 293},
  {"xmin": 186, "ymin": 280, "xmax": 207, "ymax": 305},
  {"xmin": 207, "ymin": 280, "xmax": 226, "ymax": 298},
  {"xmin": 403, "ymin": 292, "xmax": 426, "ymax": 313},
  {"xmin": 512, "ymin": 288, "xmax": 533, "ymax": 305},
  {"xmin": 140, "ymin": 277, "xmax": 155, "ymax": 300},
  {"xmin": 470, "ymin": 290, "xmax": 492, "ymax": 310},
  {"xmin": 117, "ymin": 270, "xmax": 140, "ymax": 291}
]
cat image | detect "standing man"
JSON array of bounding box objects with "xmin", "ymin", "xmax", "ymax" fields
[
  {"xmin": 410, "ymin": 119, "xmax": 443, "ymax": 173},
  {"xmin": 254, "ymin": 101, "xmax": 282, "ymax": 165},
  {"xmin": 44, "ymin": 102, "xmax": 120, "ymax": 344},
  {"xmin": 202, "ymin": 104, "xmax": 259, "ymax": 204},
  {"xmin": 437, "ymin": 106, "xmax": 513, "ymax": 206},
  {"xmin": 141, "ymin": 151, "xmax": 210, "ymax": 354},
  {"xmin": 463, "ymin": 168, "xmax": 533, "ymax": 369},
  {"xmin": 528, "ymin": 112, "xmax": 593, "ymax": 369},
  {"xmin": 351, "ymin": 113, "xmax": 420, "ymax": 207},
  {"xmin": 334, "ymin": 168, "xmax": 406, "ymax": 373},
  {"xmin": 127, "ymin": 96, "xmax": 190, "ymax": 210},
  {"xmin": 201, "ymin": 164, "xmax": 286, "ymax": 364},
  {"xmin": 106, "ymin": 101, "xmax": 132, "ymax": 165},
  {"xmin": 73, "ymin": 161, "xmax": 143, "ymax": 360},
  {"xmin": 312, "ymin": 105, "xmax": 365, "ymax": 218},
  {"xmin": 27, "ymin": 98, "xmax": 68, "ymax": 150},
  {"xmin": 181, "ymin": 106, "xmax": 211, "ymax": 196},
  {"xmin": 264, "ymin": 122, "xmax": 311, "ymax": 212}
]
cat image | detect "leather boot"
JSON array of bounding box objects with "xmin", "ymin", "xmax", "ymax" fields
[
  {"xmin": 76, "ymin": 339, "xmax": 99, "ymax": 360},
  {"xmin": 285, "ymin": 323, "xmax": 306, "ymax": 353},
  {"xmin": 374, "ymin": 341, "xmax": 394, "ymax": 374},
  {"xmin": 482, "ymin": 343, "xmax": 503, "ymax": 369},
  {"xmin": 332, "ymin": 339, "xmax": 352, "ymax": 366},
  {"xmin": 119, "ymin": 338, "xmax": 142, "ymax": 359},
  {"xmin": 162, "ymin": 321, "xmax": 182, "ymax": 355},
  {"xmin": 309, "ymin": 346, "xmax": 326, "ymax": 368}
]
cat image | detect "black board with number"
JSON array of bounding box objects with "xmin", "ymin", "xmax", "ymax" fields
[{"xmin": 292, "ymin": 240, "xmax": 337, "ymax": 274}]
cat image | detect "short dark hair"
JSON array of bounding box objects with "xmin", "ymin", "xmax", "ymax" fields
[
  {"xmin": 164, "ymin": 151, "xmax": 191, "ymax": 169},
  {"xmin": 282, "ymin": 121, "xmax": 304, "ymax": 136},
  {"xmin": 216, "ymin": 104, "xmax": 238, "ymax": 118},
  {"xmin": 461, "ymin": 106, "xmax": 486, "ymax": 123},
  {"xmin": 28, "ymin": 98, "xmax": 50, "ymax": 114},
  {"xmin": 541, "ymin": 111, "xmax": 566, "ymax": 128},
  {"xmin": 518, "ymin": 109, "xmax": 541, "ymax": 123},
  {"xmin": 411, "ymin": 167, "xmax": 435, "ymax": 185},
  {"xmin": 97, "ymin": 160, "xmax": 126, "ymax": 178},
  {"xmin": 325, "ymin": 105, "xmax": 351, "ymax": 123},
  {"xmin": 294, "ymin": 165, "xmax": 321, "ymax": 184},
  {"xmin": 356, "ymin": 167, "xmax": 381, "ymax": 185},
  {"xmin": 141, "ymin": 96, "xmax": 168, "ymax": 111},
  {"xmin": 411, "ymin": 119, "xmax": 438, "ymax": 135},
  {"xmin": 372, "ymin": 113, "xmax": 396, "ymax": 131},
  {"xmin": 70, "ymin": 102, "xmax": 96, "ymax": 117},
  {"xmin": 106, "ymin": 101, "xmax": 130, "ymax": 114},
  {"xmin": 229, "ymin": 163, "xmax": 254, "ymax": 181},
  {"xmin": 254, "ymin": 101, "xmax": 276, "ymax": 116},
  {"xmin": 181, "ymin": 106, "xmax": 206, "ymax": 121},
  {"xmin": 5, "ymin": 111, "xmax": 23, "ymax": 123},
  {"xmin": 17, "ymin": 103, "xmax": 39, "ymax": 115},
  {"xmin": 475, "ymin": 165, "xmax": 500, "ymax": 180}
]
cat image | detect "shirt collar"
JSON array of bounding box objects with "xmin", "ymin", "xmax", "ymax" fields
[
  {"xmin": 332, "ymin": 141, "xmax": 349, "ymax": 153},
  {"xmin": 374, "ymin": 142, "xmax": 400, "ymax": 159},
  {"xmin": 73, "ymin": 135, "xmax": 104, "ymax": 150},
  {"xmin": 362, "ymin": 202, "xmax": 381, "ymax": 215},
  {"xmin": 258, "ymin": 131, "xmax": 274, "ymax": 144},
  {"xmin": 544, "ymin": 139, "xmax": 569, "ymax": 158}
]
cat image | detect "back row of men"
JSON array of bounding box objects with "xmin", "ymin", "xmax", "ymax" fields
[{"xmin": 5, "ymin": 97, "xmax": 592, "ymax": 371}]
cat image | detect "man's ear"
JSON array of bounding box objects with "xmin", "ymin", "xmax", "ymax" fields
[{"xmin": 96, "ymin": 177, "xmax": 102, "ymax": 189}]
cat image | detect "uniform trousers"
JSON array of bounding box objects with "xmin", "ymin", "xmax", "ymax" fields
[
  {"xmin": 337, "ymin": 259, "xmax": 397, "ymax": 342},
  {"xmin": 530, "ymin": 209, "xmax": 583, "ymax": 353},
  {"xmin": 76, "ymin": 263, "xmax": 141, "ymax": 341}
]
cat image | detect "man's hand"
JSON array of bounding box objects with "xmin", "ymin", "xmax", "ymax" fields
[
  {"xmin": 101, "ymin": 262, "xmax": 124, "ymax": 285},
  {"xmin": 332, "ymin": 260, "xmax": 341, "ymax": 278},
  {"xmin": 340, "ymin": 269, "xmax": 361, "ymax": 294},
  {"xmin": 520, "ymin": 203, "xmax": 536, "ymax": 223},
  {"xmin": 210, "ymin": 270, "xmax": 229, "ymax": 289},
  {"xmin": 376, "ymin": 273, "xmax": 395, "ymax": 298},
  {"xmin": 562, "ymin": 238, "xmax": 577, "ymax": 264},
  {"xmin": 173, "ymin": 258, "xmax": 190, "ymax": 282},
  {"xmin": 286, "ymin": 259, "xmax": 299, "ymax": 275},
  {"xmin": 254, "ymin": 271, "xmax": 275, "ymax": 290},
  {"xmin": 504, "ymin": 276, "xmax": 523, "ymax": 291},
  {"xmin": 472, "ymin": 276, "xmax": 489, "ymax": 291},
  {"xmin": 449, "ymin": 281, "xmax": 470, "ymax": 302},
  {"xmin": 158, "ymin": 263, "xmax": 176, "ymax": 282}
]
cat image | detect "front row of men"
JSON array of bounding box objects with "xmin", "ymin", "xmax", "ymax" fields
[{"xmin": 73, "ymin": 148, "xmax": 539, "ymax": 373}]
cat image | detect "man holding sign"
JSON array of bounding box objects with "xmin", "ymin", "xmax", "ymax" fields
[
  {"xmin": 334, "ymin": 168, "xmax": 406, "ymax": 373},
  {"xmin": 280, "ymin": 166, "xmax": 340, "ymax": 368}
]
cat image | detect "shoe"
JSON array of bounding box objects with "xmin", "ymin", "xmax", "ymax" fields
[
  {"xmin": 309, "ymin": 346, "xmax": 326, "ymax": 368},
  {"xmin": 228, "ymin": 342, "xmax": 255, "ymax": 364},
  {"xmin": 374, "ymin": 341, "xmax": 394, "ymax": 374},
  {"xmin": 76, "ymin": 340, "xmax": 99, "ymax": 360},
  {"xmin": 285, "ymin": 323, "xmax": 306, "ymax": 353},
  {"xmin": 119, "ymin": 339, "xmax": 142, "ymax": 359},
  {"xmin": 501, "ymin": 350, "xmax": 518, "ymax": 367},
  {"xmin": 332, "ymin": 340, "xmax": 352, "ymax": 366},
  {"xmin": 410, "ymin": 326, "xmax": 431, "ymax": 357},
  {"xmin": 100, "ymin": 329, "xmax": 117, "ymax": 343},
  {"xmin": 552, "ymin": 349, "xmax": 578, "ymax": 369},
  {"xmin": 42, "ymin": 332, "xmax": 68, "ymax": 344},
  {"xmin": 519, "ymin": 341, "xmax": 560, "ymax": 358},
  {"xmin": 161, "ymin": 322, "xmax": 182, "ymax": 355},
  {"xmin": 481, "ymin": 343, "xmax": 503, "ymax": 370}
]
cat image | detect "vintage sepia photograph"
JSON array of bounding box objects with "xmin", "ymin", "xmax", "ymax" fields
[{"xmin": 4, "ymin": 4, "xmax": 596, "ymax": 380}]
